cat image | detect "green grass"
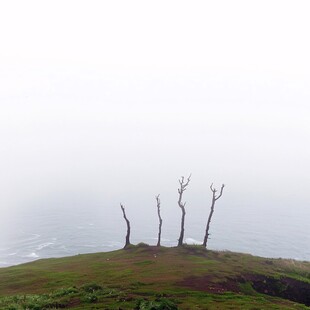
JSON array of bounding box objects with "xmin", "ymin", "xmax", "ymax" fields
[{"xmin": 0, "ymin": 245, "xmax": 309, "ymax": 309}]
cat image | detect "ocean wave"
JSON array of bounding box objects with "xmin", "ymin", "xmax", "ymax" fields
[
  {"xmin": 24, "ymin": 252, "xmax": 39, "ymax": 258},
  {"xmin": 185, "ymin": 237, "xmax": 202, "ymax": 245},
  {"xmin": 36, "ymin": 242, "xmax": 54, "ymax": 250},
  {"xmin": 80, "ymin": 244, "xmax": 98, "ymax": 248},
  {"xmin": 160, "ymin": 237, "xmax": 170, "ymax": 242},
  {"xmin": 12, "ymin": 233, "xmax": 41, "ymax": 246},
  {"xmin": 106, "ymin": 241, "xmax": 122, "ymax": 247}
]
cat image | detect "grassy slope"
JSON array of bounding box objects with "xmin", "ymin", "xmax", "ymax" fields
[{"xmin": 0, "ymin": 245, "xmax": 310, "ymax": 309}]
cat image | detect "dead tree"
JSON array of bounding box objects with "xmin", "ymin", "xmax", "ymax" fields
[
  {"xmin": 156, "ymin": 194, "xmax": 163, "ymax": 247},
  {"xmin": 120, "ymin": 203, "xmax": 131, "ymax": 248},
  {"xmin": 202, "ymin": 183, "xmax": 225, "ymax": 248},
  {"xmin": 177, "ymin": 175, "xmax": 191, "ymax": 247}
]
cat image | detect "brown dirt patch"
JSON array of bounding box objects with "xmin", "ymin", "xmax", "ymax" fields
[
  {"xmin": 244, "ymin": 274, "xmax": 310, "ymax": 306},
  {"xmin": 177, "ymin": 275, "xmax": 241, "ymax": 294},
  {"xmin": 178, "ymin": 273, "xmax": 310, "ymax": 307}
]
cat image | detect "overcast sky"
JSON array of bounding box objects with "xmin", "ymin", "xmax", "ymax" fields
[{"xmin": 0, "ymin": 1, "xmax": 310, "ymax": 228}]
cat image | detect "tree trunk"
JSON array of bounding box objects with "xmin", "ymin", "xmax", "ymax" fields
[
  {"xmin": 202, "ymin": 197, "xmax": 215, "ymax": 247},
  {"xmin": 177, "ymin": 205, "xmax": 186, "ymax": 246},
  {"xmin": 177, "ymin": 175, "xmax": 191, "ymax": 247},
  {"xmin": 202, "ymin": 184, "xmax": 225, "ymax": 248},
  {"xmin": 120, "ymin": 204, "xmax": 131, "ymax": 248},
  {"xmin": 156, "ymin": 195, "xmax": 163, "ymax": 247}
]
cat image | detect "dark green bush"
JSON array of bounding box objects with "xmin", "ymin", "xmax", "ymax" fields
[
  {"xmin": 81, "ymin": 283, "xmax": 103, "ymax": 293},
  {"xmin": 136, "ymin": 242, "xmax": 150, "ymax": 248},
  {"xmin": 81, "ymin": 293, "xmax": 98, "ymax": 303},
  {"xmin": 135, "ymin": 298, "xmax": 178, "ymax": 310},
  {"xmin": 53, "ymin": 286, "xmax": 79, "ymax": 297}
]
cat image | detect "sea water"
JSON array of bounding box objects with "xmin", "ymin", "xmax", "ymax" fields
[{"xmin": 1, "ymin": 202, "xmax": 309, "ymax": 267}]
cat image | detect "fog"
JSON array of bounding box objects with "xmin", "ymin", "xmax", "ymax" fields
[{"xmin": 0, "ymin": 1, "xmax": 310, "ymax": 258}]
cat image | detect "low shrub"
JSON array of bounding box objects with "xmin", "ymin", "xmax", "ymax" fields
[
  {"xmin": 53, "ymin": 286, "xmax": 79, "ymax": 297},
  {"xmin": 135, "ymin": 298, "xmax": 178, "ymax": 310},
  {"xmin": 136, "ymin": 242, "xmax": 150, "ymax": 248},
  {"xmin": 81, "ymin": 283, "xmax": 103, "ymax": 293},
  {"xmin": 81, "ymin": 293, "xmax": 98, "ymax": 303}
]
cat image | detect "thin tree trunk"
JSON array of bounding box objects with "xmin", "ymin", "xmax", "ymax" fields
[
  {"xmin": 177, "ymin": 175, "xmax": 191, "ymax": 247},
  {"xmin": 120, "ymin": 204, "xmax": 131, "ymax": 248},
  {"xmin": 156, "ymin": 195, "xmax": 163, "ymax": 247},
  {"xmin": 203, "ymin": 196, "xmax": 215, "ymax": 247},
  {"xmin": 178, "ymin": 205, "xmax": 186, "ymax": 246},
  {"xmin": 203, "ymin": 184, "xmax": 225, "ymax": 248}
]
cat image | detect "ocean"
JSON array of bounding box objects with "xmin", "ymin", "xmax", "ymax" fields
[{"xmin": 1, "ymin": 201, "xmax": 309, "ymax": 267}]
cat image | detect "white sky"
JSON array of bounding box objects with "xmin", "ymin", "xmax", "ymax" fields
[{"xmin": 0, "ymin": 1, "xmax": 310, "ymax": 222}]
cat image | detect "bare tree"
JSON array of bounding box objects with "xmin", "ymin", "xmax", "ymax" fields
[
  {"xmin": 120, "ymin": 204, "xmax": 131, "ymax": 248},
  {"xmin": 202, "ymin": 183, "xmax": 225, "ymax": 248},
  {"xmin": 177, "ymin": 175, "xmax": 191, "ymax": 247},
  {"xmin": 156, "ymin": 194, "xmax": 163, "ymax": 247}
]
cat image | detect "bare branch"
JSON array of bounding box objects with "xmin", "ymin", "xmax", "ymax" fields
[
  {"xmin": 215, "ymin": 184, "xmax": 225, "ymax": 201},
  {"xmin": 184, "ymin": 174, "xmax": 191, "ymax": 187},
  {"xmin": 120, "ymin": 203, "xmax": 125, "ymax": 214}
]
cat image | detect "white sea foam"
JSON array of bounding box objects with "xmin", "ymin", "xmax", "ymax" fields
[
  {"xmin": 24, "ymin": 252, "xmax": 39, "ymax": 258},
  {"xmin": 185, "ymin": 238, "xmax": 202, "ymax": 245},
  {"xmin": 36, "ymin": 242, "xmax": 54, "ymax": 250}
]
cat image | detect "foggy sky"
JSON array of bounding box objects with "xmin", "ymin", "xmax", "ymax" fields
[{"xmin": 1, "ymin": 1, "xmax": 310, "ymax": 238}]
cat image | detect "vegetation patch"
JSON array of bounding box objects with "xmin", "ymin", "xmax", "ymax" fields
[
  {"xmin": 0, "ymin": 284, "xmax": 123, "ymax": 309},
  {"xmin": 178, "ymin": 272, "xmax": 310, "ymax": 307},
  {"xmin": 1, "ymin": 247, "xmax": 310, "ymax": 309},
  {"xmin": 244, "ymin": 274, "xmax": 310, "ymax": 306},
  {"xmin": 134, "ymin": 260, "xmax": 155, "ymax": 266},
  {"xmin": 177, "ymin": 275, "xmax": 241, "ymax": 294},
  {"xmin": 135, "ymin": 297, "xmax": 178, "ymax": 310}
]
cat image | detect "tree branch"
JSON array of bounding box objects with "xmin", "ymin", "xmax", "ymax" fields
[{"xmin": 215, "ymin": 184, "xmax": 225, "ymax": 201}]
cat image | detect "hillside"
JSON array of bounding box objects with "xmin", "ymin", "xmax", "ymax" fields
[{"xmin": 0, "ymin": 244, "xmax": 310, "ymax": 309}]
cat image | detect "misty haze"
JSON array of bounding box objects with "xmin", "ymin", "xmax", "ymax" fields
[
  {"xmin": 0, "ymin": 0, "xmax": 310, "ymax": 271},
  {"xmin": 2, "ymin": 2, "xmax": 310, "ymax": 308}
]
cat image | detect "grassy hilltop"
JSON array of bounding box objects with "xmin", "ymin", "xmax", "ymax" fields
[{"xmin": 0, "ymin": 244, "xmax": 310, "ymax": 309}]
